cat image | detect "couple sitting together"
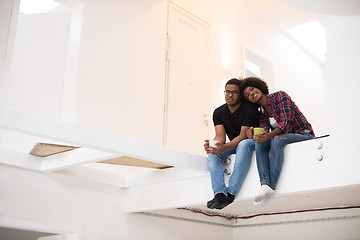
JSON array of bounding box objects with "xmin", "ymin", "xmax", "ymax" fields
[{"xmin": 204, "ymin": 77, "xmax": 314, "ymax": 210}]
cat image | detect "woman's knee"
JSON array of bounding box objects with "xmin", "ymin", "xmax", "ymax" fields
[
  {"xmin": 255, "ymin": 140, "xmax": 270, "ymax": 151},
  {"xmin": 271, "ymin": 136, "xmax": 286, "ymax": 149}
]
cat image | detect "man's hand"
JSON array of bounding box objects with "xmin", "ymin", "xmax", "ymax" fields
[
  {"xmin": 204, "ymin": 139, "xmax": 211, "ymax": 154},
  {"xmin": 247, "ymin": 127, "xmax": 254, "ymax": 139},
  {"xmin": 208, "ymin": 141, "xmax": 225, "ymax": 155}
]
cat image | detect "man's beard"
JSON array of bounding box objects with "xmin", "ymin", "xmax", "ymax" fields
[{"xmin": 227, "ymin": 99, "xmax": 240, "ymax": 106}]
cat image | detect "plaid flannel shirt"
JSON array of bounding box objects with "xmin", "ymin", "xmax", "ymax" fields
[{"xmin": 260, "ymin": 91, "xmax": 314, "ymax": 137}]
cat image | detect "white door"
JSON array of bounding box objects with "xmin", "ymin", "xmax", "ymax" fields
[{"xmin": 164, "ymin": 3, "xmax": 210, "ymax": 155}]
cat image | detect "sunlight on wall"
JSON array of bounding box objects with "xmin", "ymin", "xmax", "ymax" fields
[
  {"xmin": 222, "ymin": 38, "xmax": 231, "ymax": 71},
  {"xmin": 19, "ymin": 0, "xmax": 59, "ymax": 14},
  {"xmin": 245, "ymin": 59, "xmax": 261, "ymax": 77},
  {"xmin": 286, "ymin": 20, "xmax": 326, "ymax": 61}
]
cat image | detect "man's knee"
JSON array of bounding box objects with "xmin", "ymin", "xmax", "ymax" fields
[
  {"xmin": 208, "ymin": 153, "xmax": 219, "ymax": 161},
  {"xmin": 236, "ymin": 139, "xmax": 254, "ymax": 152}
]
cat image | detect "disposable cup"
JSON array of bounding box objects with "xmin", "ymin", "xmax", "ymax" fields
[{"xmin": 209, "ymin": 140, "xmax": 219, "ymax": 148}]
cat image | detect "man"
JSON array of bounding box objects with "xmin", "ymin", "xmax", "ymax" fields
[{"xmin": 204, "ymin": 78, "xmax": 259, "ymax": 209}]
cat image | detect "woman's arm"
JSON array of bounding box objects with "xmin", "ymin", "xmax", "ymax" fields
[{"xmin": 276, "ymin": 91, "xmax": 295, "ymax": 133}]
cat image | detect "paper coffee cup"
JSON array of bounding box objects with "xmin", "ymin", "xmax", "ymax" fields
[
  {"xmin": 209, "ymin": 140, "xmax": 219, "ymax": 148},
  {"xmin": 253, "ymin": 127, "xmax": 265, "ymax": 135}
]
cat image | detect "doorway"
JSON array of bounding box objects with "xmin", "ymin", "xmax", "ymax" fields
[{"xmin": 244, "ymin": 47, "xmax": 274, "ymax": 87}]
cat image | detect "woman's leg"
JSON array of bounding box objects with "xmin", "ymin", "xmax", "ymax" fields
[
  {"xmin": 255, "ymin": 139, "xmax": 271, "ymax": 186},
  {"xmin": 269, "ymin": 133, "xmax": 313, "ymax": 189},
  {"xmin": 253, "ymin": 139, "xmax": 274, "ymax": 204}
]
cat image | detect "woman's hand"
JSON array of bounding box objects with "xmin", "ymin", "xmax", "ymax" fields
[{"xmin": 253, "ymin": 131, "xmax": 270, "ymax": 143}]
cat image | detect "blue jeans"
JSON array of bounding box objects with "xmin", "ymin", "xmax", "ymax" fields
[
  {"xmin": 207, "ymin": 139, "xmax": 255, "ymax": 196},
  {"xmin": 255, "ymin": 133, "xmax": 313, "ymax": 189}
]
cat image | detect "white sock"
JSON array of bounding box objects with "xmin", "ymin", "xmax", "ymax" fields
[
  {"xmin": 253, "ymin": 192, "xmax": 275, "ymax": 206},
  {"xmin": 254, "ymin": 185, "xmax": 274, "ymax": 203}
]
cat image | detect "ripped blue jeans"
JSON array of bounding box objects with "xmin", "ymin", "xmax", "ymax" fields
[
  {"xmin": 207, "ymin": 139, "xmax": 255, "ymax": 196},
  {"xmin": 255, "ymin": 133, "xmax": 313, "ymax": 189}
]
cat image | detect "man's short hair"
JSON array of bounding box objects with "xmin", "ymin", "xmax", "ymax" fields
[{"xmin": 225, "ymin": 78, "xmax": 241, "ymax": 89}]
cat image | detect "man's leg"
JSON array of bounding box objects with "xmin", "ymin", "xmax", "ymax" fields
[
  {"xmin": 227, "ymin": 139, "xmax": 255, "ymax": 198},
  {"xmin": 207, "ymin": 150, "xmax": 235, "ymax": 209}
]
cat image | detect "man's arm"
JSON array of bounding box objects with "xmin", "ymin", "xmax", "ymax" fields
[
  {"xmin": 222, "ymin": 126, "xmax": 250, "ymax": 150},
  {"xmin": 213, "ymin": 125, "xmax": 227, "ymax": 143},
  {"xmin": 209, "ymin": 125, "xmax": 250, "ymax": 155},
  {"xmin": 204, "ymin": 124, "xmax": 226, "ymax": 154}
]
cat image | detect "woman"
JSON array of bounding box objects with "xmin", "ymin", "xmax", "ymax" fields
[{"xmin": 241, "ymin": 77, "xmax": 315, "ymax": 205}]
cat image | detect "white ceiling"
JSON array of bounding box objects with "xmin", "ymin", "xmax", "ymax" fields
[{"xmin": 244, "ymin": 0, "xmax": 324, "ymax": 28}]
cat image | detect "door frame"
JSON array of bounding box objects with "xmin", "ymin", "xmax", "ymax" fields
[{"xmin": 163, "ymin": 1, "xmax": 210, "ymax": 147}]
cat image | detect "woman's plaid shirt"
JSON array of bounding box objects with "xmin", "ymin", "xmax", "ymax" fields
[{"xmin": 259, "ymin": 91, "xmax": 315, "ymax": 137}]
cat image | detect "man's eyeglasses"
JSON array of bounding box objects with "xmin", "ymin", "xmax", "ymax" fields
[{"xmin": 224, "ymin": 90, "xmax": 239, "ymax": 96}]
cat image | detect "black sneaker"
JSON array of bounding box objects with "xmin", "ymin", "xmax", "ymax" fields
[
  {"xmin": 215, "ymin": 192, "xmax": 236, "ymax": 210},
  {"xmin": 226, "ymin": 193, "xmax": 235, "ymax": 205},
  {"xmin": 206, "ymin": 193, "xmax": 227, "ymax": 209}
]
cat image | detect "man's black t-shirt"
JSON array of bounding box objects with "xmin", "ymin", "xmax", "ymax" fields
[{"xmin": 213, "ymin": 102, "xmax": 260, "ymax": 141}]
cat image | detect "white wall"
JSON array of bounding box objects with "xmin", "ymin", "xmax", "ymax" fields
[
  {"xmin": 1, "ymin": 0, "xmax": 356, "ymax": 239},
  {"xmin": 71, "ymin": 0, "xmax": 330, "ymax": 147},
  {"xmin": 0, "ymin": 165, "xmax": 232, "ymax": 240},
  {"xmin": 323, "ymin": 14, "xmax": 360, "ymax": 187},
  {"xmin": 0, "ymin": 165, "xmax": 124, "ymax": 239},
  {"xmin": 125, "ymin": 213, "xmax": 233, "ymax": 240},
  {"xmin": 0, "ymin": 0, "xmax": 13, "ymax": 87},
  {"xmin": 5, "ymin": 11, "xmax": 71, "ymax": 119},
  {"xmin": 234, "ymin": 218, "xmax": 360, "ymax": 240},
  {"xmin": 1, "ymin": 0, "xmax": 329, "ymax": 145},
  {"xmin": 76, "ymin": 0, "xmax": 168, "ymax": 145},
  {"xmin": 167, "ymin": 0, "xmax": 329, "ymax": 137}
]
